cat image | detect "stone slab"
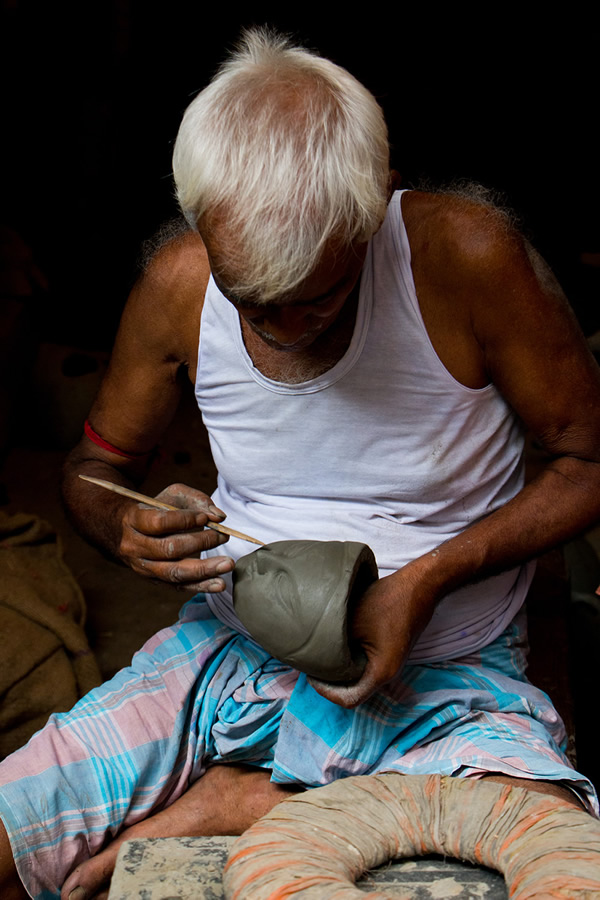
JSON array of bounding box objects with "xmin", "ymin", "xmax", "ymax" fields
[{"xmin": 108, "ymin": 836, "xmax": 507, "ymax": 899}]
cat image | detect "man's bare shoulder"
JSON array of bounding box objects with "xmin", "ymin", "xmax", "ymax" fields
[
  {"xmin": 140, "ymin": 225, "xmax": 211, "ymax": 311},
  {"xmin": 402, "ymin": 187, "xmax": 523, "ymax": 286},
  {"xmin": 399, "ymin": 187, "xmax": 586, "ymax": 391},
  {"xmin": 122, "ymin": 226, "xmax": 211, "ymax": 367}
]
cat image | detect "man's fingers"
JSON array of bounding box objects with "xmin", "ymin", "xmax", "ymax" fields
[
  {"xmin": 130, "ymin": 506, "xmax": 213, "ymax": 537},
  {"xmin": 127, "ymin": 522, "xmax": 229, "ymax": 560},
  {"xmin": 119, "ymin": 495, "xmax": 234, "ymax": 589},
  {"xmin": 134, "ymin": 554, "xmax": 235, "ymax": 589},
  {"xmin": 116, "ymin": 483, "xmax": 237, "ymax": 589},
  {"xmin": 156, "ymin": 483, "xmax": 226, "ymax": 520}
]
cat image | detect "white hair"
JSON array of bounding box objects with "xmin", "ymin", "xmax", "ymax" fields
[{"xmin": 172, "ymin": 28, "xmax": 389, "ymax": 302}]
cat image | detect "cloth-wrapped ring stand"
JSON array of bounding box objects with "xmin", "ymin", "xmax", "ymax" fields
[{"xmin": 223, "ymin": 774, "xmax": 600, "ymax": 898}]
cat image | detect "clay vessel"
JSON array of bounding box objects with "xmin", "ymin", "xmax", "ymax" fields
[{"xmin": 233, "ymin": 539, "xmax": 378, "ymax": 683}]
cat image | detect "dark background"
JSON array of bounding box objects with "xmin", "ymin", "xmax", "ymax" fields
[{"xmin": 2, "ymin": 4, "xmax": 599, "ymax": 348}]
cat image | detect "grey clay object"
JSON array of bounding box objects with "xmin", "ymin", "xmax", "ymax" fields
[{"xmin": 232, "ymin": 539, "xmax": 378, "ymax": 683}]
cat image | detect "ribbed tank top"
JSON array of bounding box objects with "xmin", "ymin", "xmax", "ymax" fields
[{"xmin": 195, "ymin": 191, "xmax": 534, "ymax": 662}]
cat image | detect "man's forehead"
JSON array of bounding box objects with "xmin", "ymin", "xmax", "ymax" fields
[
  {"xmin": 212, "ymin": 269, "xmax": 354, "ymax": 310},
  {"xmin": 209, "ymin": 240, "xmax": 367, "ymax": 309}
]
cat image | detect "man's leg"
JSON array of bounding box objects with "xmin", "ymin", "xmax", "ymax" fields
[
  {"xmin": 0, "ymin": 820, "xmax": 28, "ymax": 900},
  {"xmin": 484, "ymin": 773, "xmax": 586, "ymax": 810},
  {"xmin": 60, "ymin": 764, "xmax": 301, "ymax": 900},
  {"xmin": 0, "ymin": 599, "xmax": 296, "ymax": 899},
  {"xmin": 61, "ymin": 771, "xmax": 587, "ymax": 900}
]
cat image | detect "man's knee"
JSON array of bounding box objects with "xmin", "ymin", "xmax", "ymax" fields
[{"xmin": 482, "ymin": 773, "xmax": 586, "ymax": 812}]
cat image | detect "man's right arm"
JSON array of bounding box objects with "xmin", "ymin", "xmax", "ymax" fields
[{"xmin": 62, "ymin": 232, "xmax": 235, "ymax": 592}]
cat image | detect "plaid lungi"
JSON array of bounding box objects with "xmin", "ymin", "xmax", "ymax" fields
[{"xmin": 0, "ymin": 595, "xmax": 596, "ymax": 899}]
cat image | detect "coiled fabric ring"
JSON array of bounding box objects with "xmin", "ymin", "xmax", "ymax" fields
[{"xmin": 224, "ymin": 773, "xmax": 600, "ymax": 898}]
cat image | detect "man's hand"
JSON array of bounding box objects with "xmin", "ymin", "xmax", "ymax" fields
[
  {"xmin": 118, "ymin": 483, "xmax": 235, "ymax": 591},
  {"xmin": 309, "ymin": 563, "xmax": 438, "ymax": 708}
]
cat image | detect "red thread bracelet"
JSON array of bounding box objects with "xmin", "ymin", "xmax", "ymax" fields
[{"xmin": 84, "ymin": 420, "xmax": 152, "ymax": 460}]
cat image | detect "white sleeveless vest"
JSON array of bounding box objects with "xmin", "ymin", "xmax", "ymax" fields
[{"xmin": 195, "ymin": 191, "xmax": 534, "ymax": 662}]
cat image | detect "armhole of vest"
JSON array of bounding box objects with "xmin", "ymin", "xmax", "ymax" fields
[
  {"xmin": 391, "ymin": 190, "xmax": 423, "ymax": 324},
  {"xmin": 393, "ymin": 191, "xmax": 494, "ymax": 396},
  {"xmin": 195, "ymin": 273, "xmax": 212, "ymax": 394}
]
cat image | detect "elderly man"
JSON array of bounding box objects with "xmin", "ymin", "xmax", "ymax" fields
[{"xmin": 2, "ymin": 28, "xmax": 600, "ymax": 900}]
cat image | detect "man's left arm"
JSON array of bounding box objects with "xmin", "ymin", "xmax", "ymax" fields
[{"xmin": 315, "ymin": 210, "xmax": 600, "ymax": 707}]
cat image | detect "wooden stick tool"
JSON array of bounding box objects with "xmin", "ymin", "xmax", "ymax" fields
[{"xmin": 78, "ymin": 475, "xmax": 265, "ymax": 545}]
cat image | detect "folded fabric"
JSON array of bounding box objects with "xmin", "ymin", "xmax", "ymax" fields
[{"xmin": 0, "ymin": 510, "xmax": 101, "ymax": 758}]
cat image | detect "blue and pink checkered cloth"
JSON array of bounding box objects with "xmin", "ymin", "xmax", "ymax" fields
[{"xmin": 0, "ymin": 596, "xmax": 596, "ymax": 899}]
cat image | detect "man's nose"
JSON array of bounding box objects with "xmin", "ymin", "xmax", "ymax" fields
[{"xmin": 263, "ymin": 307, "xmax": 311, "ymax": 344}]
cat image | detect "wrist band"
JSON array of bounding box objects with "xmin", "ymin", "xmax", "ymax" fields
[{"xmin": 84, "ymin": 420, "xmax": 152, "ymax": 461}]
